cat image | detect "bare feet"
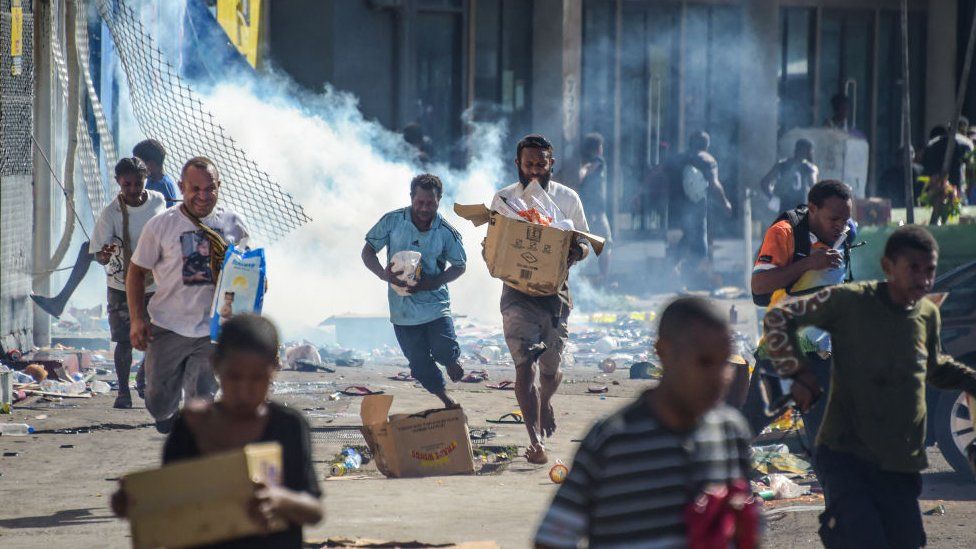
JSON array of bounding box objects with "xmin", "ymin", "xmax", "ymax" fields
[
  {"xmin": 446, "ymin": 361, "xmax": 464, "ymax": 383},
  {"xmin": 540, "ymin": 402, "xmax": 556, "ymax": 439},
  {"xmin": 539, "ymin": 371, "xmax": 563, "ymax": 439},
  {"xmin": 525, "ymin": 443, "xmax": 549, "ymax": 465}
]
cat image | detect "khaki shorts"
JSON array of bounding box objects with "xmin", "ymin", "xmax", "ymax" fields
[{"xmin": 501, "ymin": 296, "xmax": 569, "ymax": 376}]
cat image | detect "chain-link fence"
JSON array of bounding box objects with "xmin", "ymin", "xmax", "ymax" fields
[
  {"xmin": 1, "ymin": 0, "xmax": 33, "ymax": 177},
  {"xmin": 1, "ymin": 0, "xmax": 35, "ymax": 351},
  {"xmin": 96, "ymin": 0, "xmax": 311, "ymax": 241}
]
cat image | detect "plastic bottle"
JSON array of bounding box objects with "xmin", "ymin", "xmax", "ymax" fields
[
  {"xmin": 0, "ymin": 423, "xmax": 34, "ymax": 436},
  {"xmin": 342, "ymin": 448, "xmax": 362, "ymax": 470},
  {"xmin": 12, "ymin": 371, "xmax": 34, "ymax": 384},
  {"xmin": 40, "ymin": 379, "xmax": 64, "ymax": 394},
  {"xmin": 90, "ymin": 380, "xmax": 111, "ymax": 394},
  {"xmin": 66, "ymin": 380, "xmax": 86, "ymax": 395}
]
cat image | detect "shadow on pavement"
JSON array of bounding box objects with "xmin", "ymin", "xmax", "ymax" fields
[
  {"xmin": 922, "ymin": 471, "xmax": 976, "ymax": 502},
  {"xmin": 0, "ymin": 508, "xmax": 116, "ymax": 529}
]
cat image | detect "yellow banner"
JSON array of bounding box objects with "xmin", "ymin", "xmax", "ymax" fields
[
  {"xmin": 11, "ymin": 2, "xmax": 23, "ymax": 57},
  {"xmin": 217, "ymin": 0, "xmax": 261, "ymax": 68}
]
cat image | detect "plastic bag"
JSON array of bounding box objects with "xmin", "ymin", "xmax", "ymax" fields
[
  {"xmin": 682, "ymin": 164, "xmax": 708, "ymax": 203},
  {"xmin": 495, "ymin": 181, "xmax": 567, "ymax": 227},
  {"xmin": 390, "ymin": 250, "xmax": 422, "ymax": 297},
  {"xmin": 767, "ymin": 473, "xmax": 809, "ymax": 499},
  {"xmin": 209, "ymin": 244, "xmax": 267, "ymax": 341}
]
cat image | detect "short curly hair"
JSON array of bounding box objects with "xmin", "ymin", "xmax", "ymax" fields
[{"xmin": 410, "ymin": 173, "xmax": 443, "ymax": 198}]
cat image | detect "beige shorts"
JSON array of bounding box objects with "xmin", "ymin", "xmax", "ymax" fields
[{"xmin": 501, "ymin": 297, "xmax": 569, "ymax": 376}]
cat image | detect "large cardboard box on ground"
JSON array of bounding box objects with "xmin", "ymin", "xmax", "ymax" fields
[
  {"xmin": 360, "ymin": 394, "xmax": 475, "ymax": 478},
  {"xmin": 124, "ymin": 442, "xmax": 285, "ymax": 549},
  {"xmin": 454, "ymin": 203, "xmax": 605, "ymax": 297}
]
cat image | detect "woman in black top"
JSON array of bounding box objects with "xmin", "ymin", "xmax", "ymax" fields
[{"xmin": 113, "ymin": 314, "xmax": 323, "ymax": 548}]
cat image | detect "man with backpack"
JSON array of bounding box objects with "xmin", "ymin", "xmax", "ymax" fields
[
  {"xmin": 750, "ymin": 179, "xmax": 856, "ymax": 469},
  {"xmin": 666, "ymin": 131, "xmax": 733, "ymax": 289}
]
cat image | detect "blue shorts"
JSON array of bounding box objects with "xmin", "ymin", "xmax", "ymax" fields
[{"xmin": 393, "ymin": 316, "xmax": 461, "ymax": 395}]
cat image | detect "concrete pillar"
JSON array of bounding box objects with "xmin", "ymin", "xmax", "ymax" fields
[
  {"xmin": 531, "ymin": 0, "xmax": 582, "ymax": 173},
  {"xmin": 925, "ymin": 0, "xmax": 957, "ymax": 133},
  {"xmin": 737, "ymin": 0, "xmax": 781, "ymax": 202}
]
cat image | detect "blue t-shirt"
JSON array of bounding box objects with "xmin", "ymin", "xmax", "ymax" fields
[
  {"xmin": 365, "ymin": 207, "xmax": 466, "ymax": 326},
  {"xmin": 146, "ymin": 174, "xmax": 180, "ymax": 207}
]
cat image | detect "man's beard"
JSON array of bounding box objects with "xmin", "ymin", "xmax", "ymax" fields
[{"xmin": 518, "ymin": 168, "xmax": 552, "ymax": 188}]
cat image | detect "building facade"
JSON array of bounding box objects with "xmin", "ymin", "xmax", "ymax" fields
[{"xmin": 261, "ymin": 0, "xmax": 974, "ymax": 239}]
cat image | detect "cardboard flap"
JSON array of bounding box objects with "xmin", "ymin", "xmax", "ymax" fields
[
  {"xmin": 574, "ymin": 230, "xmax": 606, "ymax": 256},
  {"xmin": 360, "ymin": 394, "xmax": 394, "ymax": 426},
  {"xmin": 453, "ymin": 203, "xmax": 491, "ymax": 227}
]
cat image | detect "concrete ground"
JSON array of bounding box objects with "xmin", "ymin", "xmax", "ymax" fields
[{"xmin": 2, "ymin": 298, "xmax": 975, "ymax": 547}]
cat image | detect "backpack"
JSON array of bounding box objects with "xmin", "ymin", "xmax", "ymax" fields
[{"xmin": 751, "ymin": 205, "xmax": 856, "ymax": 307}]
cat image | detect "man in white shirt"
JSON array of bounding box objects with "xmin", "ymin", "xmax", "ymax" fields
[
  {"xmin": 491, "ymin": 134, "xmax": 590, "ymax": 464},
  {"xmin": 126, "ymin": 156, "xmax": 249, "ymax": 433},
  {"xmin": 90, "ymin": 157, "xmax": 167, "ymax": 409}
]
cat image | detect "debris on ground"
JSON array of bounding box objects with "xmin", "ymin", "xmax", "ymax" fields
[
  {"xmin": 312, "ymin": 538, "xmax": 500, "ymax": 548},
  {"xmin": 752, "ymin": 444, "xmax": 812, "ymax": 475},
  {"xmin": 766, "ymin": 473, "xmax": 810, "ymax": 500}
]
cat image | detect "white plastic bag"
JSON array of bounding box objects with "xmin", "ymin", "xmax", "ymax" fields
[
  {"xmin": 390, "ymin": 250, "xmax": 422, "ymax": 297},
  {"xmin": 209, "ymin": 244, "xmax": 266, "ymax": 341},
  {"xmin": 682, "ymin": 164, "xmax": 708, "ymax": 203},
  {"xmin": 768, "ymin": 473, "xmax": 809, "ymax": 499}
]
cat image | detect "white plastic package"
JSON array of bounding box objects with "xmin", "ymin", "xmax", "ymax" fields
[{"xmin": 390, "ymin": 250, "xmax": 422, "ymax": 297}]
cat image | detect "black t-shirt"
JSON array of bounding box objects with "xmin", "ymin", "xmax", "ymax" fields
[{"xmin": 163, "ymin": 401, "xmax": 321, "ymax": 549}]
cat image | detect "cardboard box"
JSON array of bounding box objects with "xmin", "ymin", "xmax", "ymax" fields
[
  {"xmin": 360, "ymin": 394, "xmax": 475, "ymax": 478},
  {"xmin": 124, "ymin": 442, "xmax": 285, "ymax": 549},
  {"xmin": 454, "ymin": 203, "xmax": 605, "ymax": 297}
]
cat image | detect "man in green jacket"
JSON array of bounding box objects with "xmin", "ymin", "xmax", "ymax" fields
[{"xmin": 764, "ymin": 225, "xmax": 976, "ymax": 548}]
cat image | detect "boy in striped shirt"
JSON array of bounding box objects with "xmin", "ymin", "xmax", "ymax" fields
[{"xmin": 535, "ymin": 297, "xmax": 754, "ymax": 548}]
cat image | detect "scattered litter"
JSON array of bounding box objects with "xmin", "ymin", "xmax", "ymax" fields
[
  {"xmin": 34, "ymin": 414, "xmax": 48, "ymax": 420},
  {"xmin": 295, "ymin": 359, "xmax": 336, "ymax": 373},
  {"xmin": 629, "ymin": 361, "xmax": 659, "ymax": 380},
  {"xmin": 388, "ymin": 371, "xmax": 416, "ymax": 382},
  {"xmin": 313, "ymin": 537, "xmax": 500, "ymax": 548},
  {"xmin": 90, "ymin": 380, "xmax": 112, "ymax": 394},
  {"xmin": 924, "ymin": 504, "xmax": 946, "ymax": 516},
  {"xmin": 0, "ymin": 423, "xmax": 34, "ymax": 436},
  {"xmin": 587, "ymin": 386, "xmax": 609, "ymax": 394},
  {"xmin": 486, "ymin": 412, "xmax": 523, "ymax": 425},
  {"xmin": 752, "ymin": 444, "xmax": 811, "ymax": 475},
  {"xmin": 485, "ymin": 381, "xmax": 515, "ymax": 391},
  {"xmin": 3, "ymin": 451, "xmax": 18, "ymax": 457},
  {"xmin": 469, "ymin": 428, "xmax": 496, "ymax": 442},
  {"xmin": 23, "ymin": 364, "xmax": 49, "ymax": 382},
  {"xmin": 460, "ymin": 369, "xmax": 488, "ymax": 383},
  {"xmin": 599, "ymin": 358, "xmax": 617, "ymax": 373},
  {"xmin": 340, "ymin": 386, "xmax": 384, "ymax": 397},
  {"xmin": 767, "ymin": 473, "xmax": 810, "ymax": 499},
  {"xmin": 549, "ymin": 461, "xmax": 569, "ymax": 484},
  {"xmin": 59, "ymin": 444, "xmax": 74, "ymax": 449}
]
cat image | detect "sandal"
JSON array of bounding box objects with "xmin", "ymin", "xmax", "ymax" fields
[
  {"xmin": 486, "ymin": 380, "xmax": 516, "ymax": 390},
  {"xmin": 469, "ymin": 428, "xmax": 497, "ymax": 442},
  {"xmin": 461, "ymin": 369, "xmax": 489, "ymax": 383},
  {"xmin": 486, "ymin": 412, "xmax": 524, "ymax": 425},
  {"xmin": 388, "ymin": 371, "xmax": 415, "ymax": 382},
  {"xmin": 340, "ymin": 385, "xmax": 385, "ymax": 397},
  {"xmin": 587, "ymin": 386, "xmax": 609, "ymax": 394}
]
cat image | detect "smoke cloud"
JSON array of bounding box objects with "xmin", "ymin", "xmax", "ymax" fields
[{"xmin": 197, "ymin": 80, "xmax": 506, "ymax": 340}]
